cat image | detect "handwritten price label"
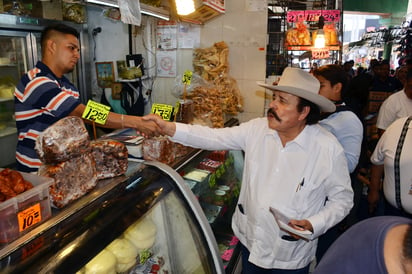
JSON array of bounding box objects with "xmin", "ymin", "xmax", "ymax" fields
[
  {"xmin": 182, "ymin": 70, "xmax": 193, "ymax": 85},
  {"xmin": 151, "ymin": 103, "xmax": 174, "ymax": 121},
  {"xmin": 82, "ymin": 100, "xmax": 111, "ymax": 125},
  {"xmin": 312, "ymin": 48, "xmax": 330, "ymax": 59},
  {"xmin": 18, "ymin": 203, "xmax": 42, "ymax": 232},
  {"xmin": 323, "ymin": 10, "xmax": 341, "ymax": 22},
  {"xmin": 287, "ymin": 11, "xmax": 305, "ymax": 23}
]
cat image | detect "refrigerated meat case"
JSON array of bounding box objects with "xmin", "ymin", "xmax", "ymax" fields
[{"xmin": 0, "ymin": 119, "xmax": 244, "ymax": 273}]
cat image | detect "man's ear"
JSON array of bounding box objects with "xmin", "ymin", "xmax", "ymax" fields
[
  {"xmin": 299, "ymin": 105, "xmax": 310, "ymax": 121},
  {"xmin": 333, "ymin": 82, "xmax": 343, "ymax": 95},
  {"xmin": 46, "ymin": 39, "xmax": 56, "ymax": 54}
]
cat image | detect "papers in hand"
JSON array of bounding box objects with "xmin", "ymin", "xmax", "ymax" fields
[{"xmin": 269, "ymin": 207, "xmax": 314, "ymax": 240}]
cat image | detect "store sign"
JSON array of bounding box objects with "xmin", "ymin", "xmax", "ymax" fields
[
  {"xmin": 287, "ymin": 10, "xmax": 340, "ymax": 23},
  {"xmin": 312, "ymin": 48, "xmax": 330, "ymax": 59}
]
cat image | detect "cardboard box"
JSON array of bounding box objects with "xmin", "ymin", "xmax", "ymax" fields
[
  {"xmin": 0, "ymin": 169, "xmax": 53, "ymax": 245},
  {"xmin": 32, "ymin": 0, "xmax": 63, "ymax": 21},
  {"xmin": 180, "ymin": 0, "xmax": 225, "ymax": 25}
]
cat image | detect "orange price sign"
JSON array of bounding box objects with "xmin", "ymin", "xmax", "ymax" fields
[{"xmin": 18, "ymin": 203, "xmax": 42, "ymax": 232}]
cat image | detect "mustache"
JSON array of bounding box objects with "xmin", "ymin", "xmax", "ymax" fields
[{"xmin": 267, "ymin": 108, "xmax": 281, "ymax": 122}]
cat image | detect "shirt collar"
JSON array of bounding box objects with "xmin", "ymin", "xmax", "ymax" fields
[{"xmin": 265, "ymin": 123, "xmax": 314, "ymax": 150}]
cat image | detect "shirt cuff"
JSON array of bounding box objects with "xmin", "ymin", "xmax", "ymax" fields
[{"xmin": 172, "ymin": 122, "xmax": 190, "ymax": 142}]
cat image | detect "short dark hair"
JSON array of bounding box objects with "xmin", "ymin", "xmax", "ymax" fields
[
  {"xmin": 313, "ymin": 64, "xmax": 348, "ymax": 93},
  {"xmin": 297, "ymin": 98, "xmax": 321, "ymax": 125},
  {"xmin": 402, "ymin": 225, "xmax": 412, "ymax": 262},
  {"xmin": 41, "ymin": 24, "xmax": 79, "ymax": 49},
  {"xmin": 407, "ymin": 68, "xmax": 412, "ymax": 81}
]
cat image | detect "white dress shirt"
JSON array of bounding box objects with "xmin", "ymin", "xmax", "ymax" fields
[
  {"xmin": 319, "ymin": 110, "xmax": 363, "ymax": 173},
  {"xmin": 172, "ymin": 118, "xmax": 353, "ymax": 269},
  {"xmin": 371, "ymin": 117, "xmax": 412, "ymax": 214},
  {"xmin": 376, "ymin": 90, "xmax": 412, "ymax": 130}
]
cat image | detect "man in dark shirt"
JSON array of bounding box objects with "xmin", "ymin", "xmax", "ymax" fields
[{"xmin": 313, "ymin": 216, "xmax": 412, "ymax": 274}]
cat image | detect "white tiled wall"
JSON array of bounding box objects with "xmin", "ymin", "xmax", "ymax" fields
[
  {"xmin": 89, "ymin": 1, "xmax": 269, "ymax": 123},
  {"xmin": 152, "ymin": 0, "xmax": 268, "ymax": 123}
]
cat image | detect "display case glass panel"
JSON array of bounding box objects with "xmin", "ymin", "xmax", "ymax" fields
[
  {"xmin": 0, "ymin": 163, "xmax": 222, "ymax": 273},
  {"xmin": 176, "ymin": 149, "xmax": 244, "ymax": 272}
]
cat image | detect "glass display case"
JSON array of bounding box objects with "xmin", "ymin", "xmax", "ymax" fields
[
  {"xmin": 0, "ymin": 161, "xmax": 224, "ymax": 273},
  {"xmin": 175, "ymin": 149, "xmax": 244, "ymax": 273}
]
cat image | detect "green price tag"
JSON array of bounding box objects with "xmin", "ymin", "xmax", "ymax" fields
[
  {"xmin": 82, "ymin": 100, "xmax": 111, "ymax": 125},
  {"xmin": 182, "ymin": 70, "xmax": 193, "ymax": 85},
  {"xmin": 151, "ymin": 103, "xmax": 174, "ymax": 121}
]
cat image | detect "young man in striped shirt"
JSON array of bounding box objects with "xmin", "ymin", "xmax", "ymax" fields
[{"xmin": 14, "ymin": 24, "xmax": 161, "ymax": 172}]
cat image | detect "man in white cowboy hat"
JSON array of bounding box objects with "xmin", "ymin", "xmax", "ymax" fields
[{"xmin": 144, "ymin": 67, "xmax": 353, "ymax": 274}]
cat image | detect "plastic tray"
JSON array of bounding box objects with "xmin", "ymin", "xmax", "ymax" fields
[{"xmin": 0, "ymin": 169, "xmax": 53, "ymax": 244}]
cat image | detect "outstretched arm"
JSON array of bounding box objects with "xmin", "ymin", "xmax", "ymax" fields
[{"xmin": 70, "ymin": 104, "xmax": 162, "ymax": 137}]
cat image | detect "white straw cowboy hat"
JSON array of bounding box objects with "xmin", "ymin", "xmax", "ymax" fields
[{"xmin": 258, "ymin": 67, "xmax": 336, "ymax": 113}]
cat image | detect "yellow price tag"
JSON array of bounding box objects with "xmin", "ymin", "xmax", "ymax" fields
[
  {"xmin": 151, "ymin": 103, "xmax": 174, "ymax": 121},
  {"xmin": 182, "ymin": 70, "xmax": 193, "ymax": 85},
  {"xmin": 82, "ymin": 100, "xmax": 111, "ymax": 125},
  {"xmin": 18, "ymin": 203, "xmax": 42, "ymax": 232}
]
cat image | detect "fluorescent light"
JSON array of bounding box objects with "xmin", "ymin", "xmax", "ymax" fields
[
  {"xmin": 140, "ymin": 3, "xmax": 170, "ymax": 21},
  {"xmin": 141, "ymin": 9, "xmax": 170, "ymax": 21},
  {"xmin": 175, "ymin": 0, "xmax": 195, "ymax": 15},
  {"xmin": 85, "ymin": 0, "xmax": 170, "ymax": 21},
  {"xmin": 86, "ymin": 0, "xmax": 119, "ymax": 8}
]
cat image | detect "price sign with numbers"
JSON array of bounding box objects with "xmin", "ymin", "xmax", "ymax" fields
[
  {"xmin": 312, "ymin": 48, "xmax": 330, "ymax": 60},
  {"xmin": 182, "ymin": 70, "xmax": 193, "ymax": 85},
  {"xmin": 287, "ymin": 10, "xmax": 340, "ymax": 23},
  {"xmin": 305, "ymin": 10, "xmax": 322, "ymax": 22},
  {"xmin": 151, "ymin": 103, "xmax": 174, "ymax": 121},
  {"xmin": 287, "ymin": 11, "xmax": 305, "ymax": 23},
  {"xmin": 323, "ymin": 10, "xmax": 341, "ymax": 22},
  {"xmin": 82, "ymin": 100, "xmax": 111, "ymax": 125},
  {"xmin": 18, "ymin": 203, "xmax": 42, "ymax": 232}
]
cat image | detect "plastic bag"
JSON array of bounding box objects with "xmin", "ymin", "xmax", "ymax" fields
[
  {"xmin": 118, "ymin": 0, "xmax": 142, "ymax": 26},
  {"xmin": 171, "ymin": 73, "xmax": 211, "ymax": 99}
]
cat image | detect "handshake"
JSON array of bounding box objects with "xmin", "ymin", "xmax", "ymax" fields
[{"xmin": 142, "ymin": 114, "xmax": 177, "ymax": 137}]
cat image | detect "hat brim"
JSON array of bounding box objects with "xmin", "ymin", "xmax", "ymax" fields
[{"xmin": 258, "ymin": 82, "xmax": 336, "ymax": 113}]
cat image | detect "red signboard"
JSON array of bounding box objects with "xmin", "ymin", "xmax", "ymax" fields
[{"xmin": 287, "ymin": 10, "xmax": 340, "ymax": 23}]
